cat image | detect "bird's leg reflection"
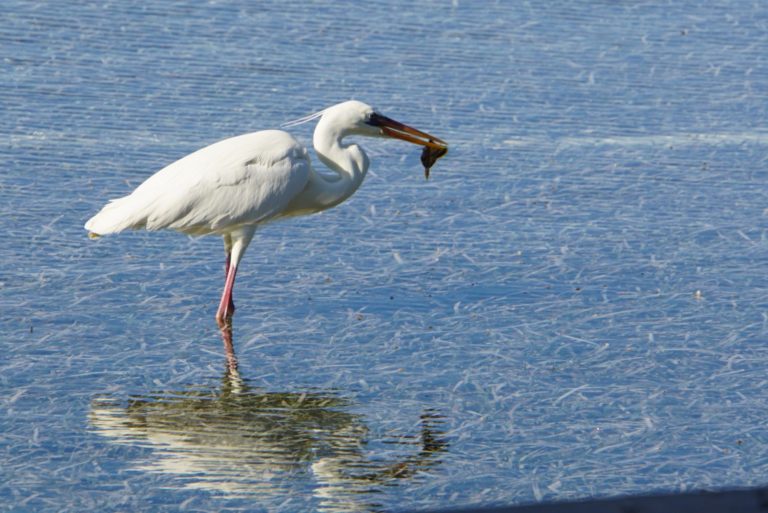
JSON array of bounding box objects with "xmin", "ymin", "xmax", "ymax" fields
[{"xmin": 219, "ymin": 321, "xmax": 239, "ymax": 374}]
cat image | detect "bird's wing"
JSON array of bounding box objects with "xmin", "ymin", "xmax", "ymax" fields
[{"xmin": 88, "ymin": 130, "xmax": 311, "ymax": 235}]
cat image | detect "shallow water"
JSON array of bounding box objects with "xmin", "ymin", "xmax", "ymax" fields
[{"xmin": 3, "ymin": 1, "xmax": 768, "ymax": 512}]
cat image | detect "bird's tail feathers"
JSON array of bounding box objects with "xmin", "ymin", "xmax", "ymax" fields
[{"xmin": 84, "ymin": 195, "xmax": 149, "ymax": 237}]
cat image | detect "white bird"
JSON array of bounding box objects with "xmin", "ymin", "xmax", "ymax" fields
[{"xmin": 85, "ymin": 100, "xmax": 447, "ymax": 327}]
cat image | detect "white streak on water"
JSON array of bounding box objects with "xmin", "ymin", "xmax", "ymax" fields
[{"xmin": 505, "ymin": 132, "xmax": 768, "ymax": 148}]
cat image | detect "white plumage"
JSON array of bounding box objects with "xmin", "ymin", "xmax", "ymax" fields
[
  {"xmin": 85, "ymin": 130, "xmax": 309, "ymax": 235},
  {"xmin": 85, "ymin": 100, "xmax": 447, "ymax": 327}
]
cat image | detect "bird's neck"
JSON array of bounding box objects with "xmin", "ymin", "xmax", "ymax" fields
[{"xmin": 301, "ymin": 122, "xmax": 369, "ymax": 212}]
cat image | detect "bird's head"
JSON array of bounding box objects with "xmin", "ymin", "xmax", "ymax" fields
[{"xmin": 321, "ymin": 100, "xmax": 447, "ymax": 150}]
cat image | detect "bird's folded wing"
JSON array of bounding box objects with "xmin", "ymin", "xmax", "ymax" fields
[{"xmin": 88, "ymin": 130, "xmax": 310, "ymax": 236}]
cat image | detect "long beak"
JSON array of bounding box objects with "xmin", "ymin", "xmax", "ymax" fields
[{"xmin": 370, "ymin": 113, "xmax": 447, "ymax": 149}]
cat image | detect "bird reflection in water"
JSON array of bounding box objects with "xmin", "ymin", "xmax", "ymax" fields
[{"xmin": 89, "ymin": 324, "xmax": 448, "ymax": 511}]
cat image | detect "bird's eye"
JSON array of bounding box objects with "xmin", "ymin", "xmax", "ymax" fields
[{"xmin": 365, "ymin": 113, "xmax": 383, "ymax": 127}]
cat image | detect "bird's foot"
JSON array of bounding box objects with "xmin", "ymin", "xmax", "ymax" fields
[{"xmin": 215, "ymin": 308, "xmax": 234, "ymax": 329}]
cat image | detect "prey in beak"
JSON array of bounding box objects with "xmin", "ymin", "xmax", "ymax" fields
[
  {"xmin": 368, "ymin": 112, "xmax": 448, "ymax": 179},
  {"xmin": 420, "ymin": 144, "xmax": 448, "ymax": 179}
]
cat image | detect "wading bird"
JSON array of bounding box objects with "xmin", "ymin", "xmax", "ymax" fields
[{"xmin": 85, "ymin": 100, "xmax": 447, "ymax": 327}]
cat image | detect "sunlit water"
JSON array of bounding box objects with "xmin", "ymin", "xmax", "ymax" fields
[{"xmin": 3, "ymin": 1, "xmax": 768, "ymax": 512}]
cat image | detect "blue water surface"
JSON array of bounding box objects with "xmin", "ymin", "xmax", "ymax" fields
[{"xmin": 2, "ymin": 1, "xmax": 768, "ymax": 512}]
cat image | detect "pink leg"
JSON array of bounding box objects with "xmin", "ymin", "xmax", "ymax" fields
[
  {"xmin": 216, "ymin": 263, "xmax": 238, "ymax": 328},
  {"xmin": 216, "ymin": 226, "xmax": 255, "ymax": 328},
  {"xmin": 224, "ymin": 253, "xmax": 235, "ymax": 313}
]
